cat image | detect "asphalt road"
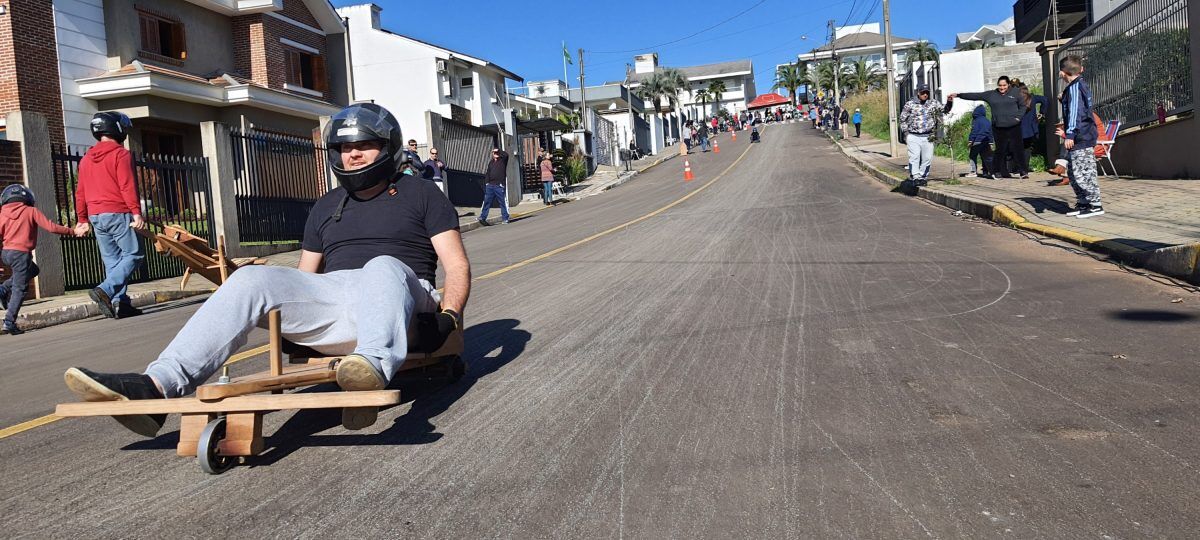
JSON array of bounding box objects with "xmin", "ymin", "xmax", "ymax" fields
[{"xmin": 2, "ymin": 122, "xmax": 1199, "ymax": 538}]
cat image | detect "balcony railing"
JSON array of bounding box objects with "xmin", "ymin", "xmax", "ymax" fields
[{"xmin": 1056, "ymin": 0, "xmax": 1191, "ymax": 130}]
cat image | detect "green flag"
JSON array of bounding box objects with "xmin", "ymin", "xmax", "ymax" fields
[{"xmin": 563, "ymin": 43, "xmax": 573, "ymax": 65}]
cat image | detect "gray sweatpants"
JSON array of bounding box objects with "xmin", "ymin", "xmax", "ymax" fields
[
  {"xmin": 906, "ymin": 133, "xmax": 934, "ymax": 180},
  {"xmin": 145, "ymin": 256, "xmax": 439, "ymax": 397}
]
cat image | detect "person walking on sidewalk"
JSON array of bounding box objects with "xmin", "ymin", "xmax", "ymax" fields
[
  {"xmin": 539, "ymin": 149, "xmax": 555, "ymax": 206},
  {"xmin": 852, "ymin": 108, "xmax": 862, "ymax": 137},
  {"xmin": 899, "ymin": 84, "xmax": 948, "ymax": 186},
  {"xmin": 965, "ymin": 105, "xmax": 994, "ymax": 179},
  {"xmin": 697, "ymin": 122, "xmax": 711, "ymax": 152},
  {"xmin": 0, "ymin": 185, "xmax": 79, "ymax": 335},
  {"xmin": 1056, "ymin": 55, "xmax": 1104, "ymax": 218},
  {"xmin": 62, "ymin": 103, "xmax": 471, "ymax": 436},
  {"xmin": 839, "ymin": 107, "xmax": 850, "ymax": 139},
  {"xmin": 73, "ymin": 112, "xmax": 145, "ymax": 320},
  {"xmin": 949, "ymin": 76, "xmax": 1027, "ymax": 178},
  {"xmin": 479, "ymin": 148, "xmax": 510, "ymax": 224}
]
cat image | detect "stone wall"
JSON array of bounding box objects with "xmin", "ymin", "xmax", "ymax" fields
[{"xmin": 982, "ymin": 43, "xmax": 1042, "ymax": 88}]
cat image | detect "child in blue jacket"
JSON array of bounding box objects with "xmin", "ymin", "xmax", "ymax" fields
[
  {"xmin": 1057, "ymin": 54, "xmax": 1103, "ymax": 218},
  {"xmin": 966, "ymin": 105, "xmax": 994, "ymax": 178}
]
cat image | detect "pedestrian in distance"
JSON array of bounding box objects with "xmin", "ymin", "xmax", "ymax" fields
[
  {"xmin": 62, "ymin": 103, "xmax": 471, "ymax": 436},
  {"xmin": 898, "ymin": 84, "xmax": 949, "ymax": 186},
  {"xmin": 697, "ymin": 122, "xmax": 711, "ymax": 152},
  {"xmin": 948, "ymin": 76, "xmax": 1028, "ymax": 178},
  {"xmin": 539, "ymin": 149, "xmax": 555, "ymax": 206},
  {"xmin": 809, "ymin": 106, "xmax": 818, "ymax": 128},
  {"xmin": 0, "ymin": 185, "xmax": 80, "ymax": 335},
  {"xmin": 479, "ymin": 148, "xmax": 510, "ymax": 224},
  {"xmin": 839, "ymin": 106, "xmax": 850, "ymax": 139},
  {"xmin": 964, "ymin": 105, "xmax": 994, "ymax": 179},
  {"xmin": 403, "ymin": 139, "xmax": 425, "ymax": 177},
  {"xmin": 689, "ymin": 122, "xmax": 698, "ymax": 153},
  {"xmin": 73, "ymin": 111, "xmax": 146, "ymax": 320},
  {"xmin": 422, "ymin": 146, "xmax": 448, "ymax": 195},
  {"xmin": 852, "ymin": 108, "xmax": 862, "ymax": 137},
  {"xmin": 1056, "ymin": 54, "xmax": 1104, "ymax": 218}
]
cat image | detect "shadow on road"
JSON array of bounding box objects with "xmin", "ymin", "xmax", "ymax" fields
[
  {"xmin": 1017, "ymin": 197, "xmax": 1071, "ymax": 214},
  {"xmin": 247, "ymin": 318, "xmax": 531, "ymax": 466},
  {"xmin": 1109, "ymin": 310, "xmax": 1197, "ymax": 323}
]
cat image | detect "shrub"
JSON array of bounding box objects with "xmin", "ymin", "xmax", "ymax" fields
[{"xmin": 563, "ymin": 155, "xmax": 588, "ymax": 184}]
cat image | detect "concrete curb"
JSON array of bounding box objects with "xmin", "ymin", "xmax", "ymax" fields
[
  {"xmin": 830, "ymin": 135, "xmax": 1200, "ymax": 285},
  {"xmin": 16, "ymin": 287, "xmax": 213, "ymax": 332}
]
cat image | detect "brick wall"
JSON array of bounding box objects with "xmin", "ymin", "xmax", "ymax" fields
[
  {"xmin": 280, "ymin": 0, "xmax": 319, "ymax": 28},
  {"xmin": 0, "ymin": 1, "xmax": 66, "ymax": 147},
  {"xmin": 233, "ymin": 5, "xmax": 329, "ymax": 97},
  {"xmin": 983, "ymin": 43, "xmax": 1043, "ymax": 90}
]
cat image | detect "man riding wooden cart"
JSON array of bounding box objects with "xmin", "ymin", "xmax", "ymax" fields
[{"xmin": 57, "ymin": 104, "xmax": 472, "ymax": 474}]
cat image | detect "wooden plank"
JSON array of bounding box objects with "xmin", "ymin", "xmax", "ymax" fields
[
  {"xmin": 195, "ymin": 363, "xmax": 337, "ymax": 400},
  {"xmin": 56, "ymin": 390, "xmax": 401, "ymax": 416},
  {"xmin": 268, "ymin": 309, "xmax": 283, "ymax": 378},
  {"xmin": 177, "ymin": 413, "xmax": 213, "ymax": 457},
  {"xmin": 218, "ymin": 412, "xmax": 264, "ymax": 457}
]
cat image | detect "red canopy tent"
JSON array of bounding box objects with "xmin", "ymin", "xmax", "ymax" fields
[{"xmin": 747, "ymin": 93, "xmax": 791, "ymax": 109}]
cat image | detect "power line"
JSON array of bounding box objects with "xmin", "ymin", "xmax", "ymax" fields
[{"xmin": 588, "ymin": 0, "xmax": 769, "ymax": 54}]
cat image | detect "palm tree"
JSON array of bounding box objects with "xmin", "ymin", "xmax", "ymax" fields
[
  {"xmin": 706, "ymin": 79, "xmax": 727, "ymax": 112},
  {"xmin": 772, "ymin": 63, "xmax": 804, "ymax": 105},
  {"xmin": 958, "ymin": 40, "xmax": 999, "ymax": 51},
  {"xmin": 633, "ymin": 75, "xmax": 665, "ymax": 121},
  {"xmin": 847, "ymin": 59, "xmax": 884, "ymax": 94},
  {"xmin": 693, "ymin": 88, "xmax": 711, "ymax": 119},
  {"xmin": 905, "ymin": 40, "xmax": 940, "ymax": 72},
  {"xmin": 658, "ymin": 68, "xmax": 689, "ymax": 141}
]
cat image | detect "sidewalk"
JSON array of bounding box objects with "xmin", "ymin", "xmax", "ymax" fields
[
  {"xmin": 832, "ymin": 131, "xmax": 1200, "ymax": 284},
  {"xmin": 10, "ymin": 198, "xmax": 552, "ymax": 333}
]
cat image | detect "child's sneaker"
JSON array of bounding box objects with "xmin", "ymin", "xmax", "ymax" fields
[
  {"xmin": 2, "ymin": 323, "xmax": 22, "ymax": 335},
  {"xmin": 1065, "ymin": 204, "xmax": 1089, "ymax": 216},
  {"xmin": 1076, "ymin": 206, "xmax": 1105, "ymax": 219},
  {"xmin": 964, "ymin": 172, "xmax": 978, "ymax": 178}
]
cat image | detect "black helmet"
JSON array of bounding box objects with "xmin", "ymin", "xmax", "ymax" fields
[
  {"xmin": 1, "ymin": 184, "xmax": 35, "ymax": 206},
  {"xmin": 324, "ymin": 103, "xmax": 406, "ymax": 193},
  {"xmin": 90, "ymin": 111, "xmax": 132, "ymax": 142}
]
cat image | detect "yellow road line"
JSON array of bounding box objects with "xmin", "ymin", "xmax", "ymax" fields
[{"xmin": 0, "ymin": 137, "xmax": 755, "ymax": 442}]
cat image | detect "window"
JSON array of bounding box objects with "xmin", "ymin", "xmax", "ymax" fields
[
  {"xmin": 284, "ymin": 48, "xmax": 328, "ymax": 93},
  {"xmin": 460, "ymin": 76, "xmax": 474, "ymax": 88},
  {"xmin": 137, "ymin": 9, "xmax": 186, "ymax": 62}
]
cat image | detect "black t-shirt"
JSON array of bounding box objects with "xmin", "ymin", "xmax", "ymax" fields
[{"xmin": 302, "ymin": 175, "xmax": 459, "ymax": 282}]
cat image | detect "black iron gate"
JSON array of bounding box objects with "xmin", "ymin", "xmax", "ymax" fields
[
  {"xmin": 230, "ymin": 128, "xmax": 328, "ymax": 244},
  {"xmin": 52, "ymin": 146, "xmax": 215, "ymax": 290},
  {"xmin": 439, "ymin": 118, "xmax": 498, "ymax": 207}
]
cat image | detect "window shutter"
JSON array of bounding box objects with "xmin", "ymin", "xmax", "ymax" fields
[
  {"xmin": 311, "ymin": 55, "xmax": 327, "ymax": 93},
  {"xmin": 171, "ymin": 21, "xmax": 187, "ymax": 60},
  {"xmin": 139, "ymin": 15, "xmax": 159, "ymax": 54}
]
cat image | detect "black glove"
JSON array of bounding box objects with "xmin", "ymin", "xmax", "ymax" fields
[{"xmin": 414, "ymin": 310, "xmax": 459, "ymax": 353}]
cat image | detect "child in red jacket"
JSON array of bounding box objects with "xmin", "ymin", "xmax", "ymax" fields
[{"xmin": 0, "ymin": 185, "xmax": 77, "ymax": 334}]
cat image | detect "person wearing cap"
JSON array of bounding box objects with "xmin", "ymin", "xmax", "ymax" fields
[
  {"xmin": 0, "ymin": 185, "xmax": 80, "ymax": 335},
  {"xmin": 898, "ymin": 84, "xmax": 950, "ymax": 186},
  {"xmin": 74, "ymin": 111, "xmax": 146, "ymax": 319},
  {"xmin": 948, "ymin": 76, "xmax": 1028, "ymax": 178},
  {"xmin": 62, "ymin": 103, "xmax": 471, "ymax": 435},
  {"xmin": 479, "ymin": 148, "xmax": 510, "ymax": 224},
  {"xmin": 851, "ymin": 108, "xmax": 863, "ymax": 137}
]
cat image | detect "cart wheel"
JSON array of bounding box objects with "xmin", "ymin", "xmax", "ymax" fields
[
  {"xmin": 197, "ymin": 417, "xmax": 236, "ymax": 475},
  {"xmin": 448, "ymin": 356, "xmax": 466, "ymax": 383}
]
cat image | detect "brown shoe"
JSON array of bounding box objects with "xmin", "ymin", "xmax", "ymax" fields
[
  {"xmin": 1048, "ymin": 177, "xmax": 1069, "ymax": 186},
  {"xmin": 1048, "ymin": 164, "xmax": 1066, "ymax": 176}
]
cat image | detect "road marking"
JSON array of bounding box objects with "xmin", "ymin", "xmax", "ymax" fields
[{"xmin": 0, "ymin": 136, "xmax": 756, "ymax": 441}]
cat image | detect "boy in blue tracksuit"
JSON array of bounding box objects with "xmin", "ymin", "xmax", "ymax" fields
[
  {"xmin": 1056, "ymin": 54, "xmax": 1103, "ymax": 218},
  {"xmin": 966, "ymin": 105, "xmax": 994, "ymax": 178}
]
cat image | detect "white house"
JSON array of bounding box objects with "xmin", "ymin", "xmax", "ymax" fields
[
  {"xmin": 797, "ymin": 23, "xmax": 922, "ymax": 85},
  {"xmin": 337, "ymin": 3, "xmax": 522, "ymax": 143},
  {"xmin": 955, "ymin": 17, "xmax": 1016, "ymax": 50},
  {"xmin": 623, "ymin": 53, "xmax": 755, "ymax": 154}
]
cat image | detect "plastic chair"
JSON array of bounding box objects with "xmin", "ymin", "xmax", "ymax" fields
[{"xmin": 1097, "ymin": 120, "xmax": 1120, "ymax": 177}]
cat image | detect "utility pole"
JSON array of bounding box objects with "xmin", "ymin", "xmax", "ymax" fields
[
  {"xmin": 578, "ymin": 48, "xmax": 589, "ymax": 132},
  {"xmin": 828, "ymin": 19, "xmax": 840, "ymax": 105},
  {"xmin": 883, "ymin": 0, "xmax": 900, "ymax": 158}
]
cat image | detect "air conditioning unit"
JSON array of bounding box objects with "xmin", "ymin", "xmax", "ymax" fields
[{"xmin": 436, "ymin": 59, "xmax": 448, "ymax": 73}]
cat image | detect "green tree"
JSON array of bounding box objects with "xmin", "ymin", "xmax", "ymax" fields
[
  {"xmin": 847, "ymin": 59, "xmax": 885, "ymax": 94},
  {"xmin": 693, "ymin": 88, "xmax": 711, "ymax": 118},
  {"xmin": 772, "ymin": 63, "xmax": 805, "ymax": 105},
  {"xmin": 635, "ymin": 68, "xmax": 690, "ymax": 140},
  {"xmin": 707, "ymin": 79, "xmax": 727, "ymax": 108},
  {"xmin": 905, "ymin": 40, "xmax": 940, "ymax": 73}
]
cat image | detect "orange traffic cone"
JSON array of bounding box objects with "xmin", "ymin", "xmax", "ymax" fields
[
  {"xmin": 683, "ymin": 159, "xmax": 695, "ymax": 181},
  {"xmin": 731, "ymin": 127, "xmax": 737, "ymax": 141},
  {"xmin": 713, "ymin": 138, "xmax": 720, "ymax": 154}
]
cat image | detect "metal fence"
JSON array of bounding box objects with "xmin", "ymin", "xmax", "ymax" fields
[
  {"xmin": 52, "ymin": 146, "xmax": 215, "ymax": 290},
  {"xmin": 1056, "ymin": 0, "xmax": 1191, "ymax": 130},
  {"xmin": 591, "ymin": 112, "xmax": 617, "ymax": 167},
  {"xmin": 439, "ymin": 118, "xmax": 499, "ymax": 207},
  {"xmin": 230, "ymin": 129, "xmax": 328, "ymax": 244}
]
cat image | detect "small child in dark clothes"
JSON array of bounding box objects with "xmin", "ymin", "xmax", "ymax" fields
[
  {"xmin": 0, "ymin": 184, "xmax": 76, "ymax": 334},
  {"xmin": 967, "ymin": 105, "xmax": 994, "ymax": 178}
]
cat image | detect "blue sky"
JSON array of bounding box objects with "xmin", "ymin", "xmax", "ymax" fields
[{"xmin": 335, "ymin": 0, "xmax": 1013, "ymax": 97}]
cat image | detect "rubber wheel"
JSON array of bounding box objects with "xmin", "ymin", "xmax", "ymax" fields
[
  {"xmin": 448, "ymin": 356, "xmax": 466, "ymax": 383},
  {"xmin": 197, "ymin": 417, "xmax": 236, "ymax": 475}
]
